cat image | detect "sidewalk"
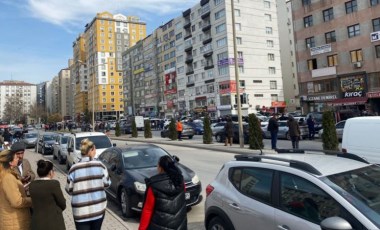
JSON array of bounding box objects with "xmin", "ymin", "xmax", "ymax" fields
[{"xmin": 25, "ymin": 150, "xmax": 131, "ymax": 230}]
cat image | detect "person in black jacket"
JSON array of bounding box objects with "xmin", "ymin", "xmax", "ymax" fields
[
  {"xmin": 139, "ymin": 155, "xmax": 187, "ymax": 230},
  {"xmin": 267, "ymin": 113, "xmax": 279, "ymax": 150},
  {"xmin": 224, "ymin": 117, "xmax": 233, "ymax": 146}
]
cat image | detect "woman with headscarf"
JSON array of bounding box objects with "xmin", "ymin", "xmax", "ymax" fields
[
  {"xmin": 139, "ymin": 155, "xmax": 187, "ymax": 230},
  {"xmin": 0, "ymin": 149, "xmax": 32, "ymax": 230}
]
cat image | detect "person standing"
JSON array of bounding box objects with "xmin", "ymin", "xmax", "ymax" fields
[
  {"xmin": 287, "ymin": 115, "xmax": 301, "ymax": 149},
  {"xmin": 11, "ymin": 142, "xmax": 36, "ymax": 185},
  {"xmin": 139, "ymin": 155, "xmax": 187, "ymax": 230},
  {"xmin": 224, "ymin": 117, "xmax": 233, "ymax": 146},
  {"xmin": 29, "ymin": 160, "xmax": 66, "ymax": 230},
  {"xmin": 307, "ymin": 115, "xmax": 315, "ymax": 140},
  {"xmin": 0, "ymin": 149, "xmax": 32, "ymax": 230},
  {"xmin": 2, "ymin": 128, "xmax": 12, "ymax": 144},
  {"xmin": 176, "ymin": 119, "xmax": 183, "ymax": 141},
  {"xmin": 267, "ymin": 113, "xmax": 279, "ymax": 150},
  {"xmin": 66, "ymin": 138, "xmax": 111, "ymax": 230}
]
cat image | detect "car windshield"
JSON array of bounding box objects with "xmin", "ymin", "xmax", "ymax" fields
[
  {"xmin": 25, "ymin": 133, "xmax": 37, "ymax": 138},
  {"xmin": 75, "ymin": 136, "xmax": 112, "ymax": 150},
  {"xmin": 43, "ymin": 135, "xmax": 57, "ymax": 141},
  {"xmin": 322, "ymin": 165, "xmax": 380, "ymax": 228},
  {"xmin": 61, "ymin": 136, "xmax": 68, "ymax": 144},
  {"xmin": 122, "ymin": 147, "xmax": 168, "ymax": 169}
]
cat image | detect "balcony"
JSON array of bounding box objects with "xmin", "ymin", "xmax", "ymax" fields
[
  {"xmin": 186, "ymin": 68, "xmax": 194, "ymax": 75},
  {"xmin": 201, "ymin": 3, "xmax": 210, "ymax": 18},
  {"xmin": 202, "ymin": 35, "xmax": 212, "ymax": 45},
  {"xmin": 311, "ymin": 66, "xmax": 336, "ymax": 78},
  {"xmin": 185, "ymin": 55, "xmax": 193, "ymax": 64},
  {"xmin": 182, "ymin": 8, "xmax": 191, "ymax": 17},
  {"xmin": 183, "ymin": 20, "xmax": 191, "ymax": 29},
  {"xmin": 202, "ymin": 22, "xmax": 211, "ymax": 32},
  {"xmin": 204, "ymin": 65, "xmax": 214, "ymax": 70},
  {"xmin": 184, "ymin": 32, "xmax": 192, "ymax": 40}
]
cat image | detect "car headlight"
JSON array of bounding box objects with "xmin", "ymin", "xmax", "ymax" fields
[
  {"xmin": 191, "ymin": 175, "xmax": 200, "ymax": 184},
  {"xmin": 134, "ymin": 181, "xmax": 146, "ymax": 193}
]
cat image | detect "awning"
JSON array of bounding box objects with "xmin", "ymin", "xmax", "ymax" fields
[{"xmin": 330, "ymin": 97, "xmax": 368, "ymax": 106}]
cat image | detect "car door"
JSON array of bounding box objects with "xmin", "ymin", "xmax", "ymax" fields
[
  {"xmin": 335, "ymin": 121, "xmax": 346, "ymax": 140},
  {"xmin": 278, "ymin": 122, "xmax": 288, "ymax": 139},
  {"xmin": 224, "ymin": 167, "xmax": 276, "ymax": 230},
  {"xmin": 108, "ymin": 151, "xmax": 123, "ymax": 197}
]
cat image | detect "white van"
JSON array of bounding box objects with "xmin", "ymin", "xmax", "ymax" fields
[{"xmin": 342, "ymin": 117, "xmax": 380, "ymax": 164}]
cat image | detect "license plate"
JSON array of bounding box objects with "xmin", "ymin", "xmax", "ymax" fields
[{"xmin": 185, "ymin": 192, "xmax": 190, "ymax": 200}]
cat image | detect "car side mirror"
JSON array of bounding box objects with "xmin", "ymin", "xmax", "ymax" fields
[
  {"xmin": 113, "ymin": 143, "xmax": 116, "ymax": 147},
  {"xmin": 172, "ymin": 155, "xmax": 180, "ymax": 162},
  {"xmin": 320, "ymin": 217, "xmax": 352, "ymax": 230}
]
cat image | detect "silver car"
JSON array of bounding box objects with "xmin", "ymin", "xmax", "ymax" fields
[
  {"xmin": 53, "ymin": 134, "xmax": 69, "ymax": 164},
  {"xmin": 22, "ymin": 132, "xmax": 38, "ymax": 148},
  {"xmin": 205, "ymin": 152, "xmax": 380, "ymax": 230}
]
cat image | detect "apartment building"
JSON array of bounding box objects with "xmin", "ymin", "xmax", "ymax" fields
[
  {"xmin": 58, "ymin": 67, "xmax": 71, "ymax": 118},
  {"xmin": 292, "ymin": 0, "xmax": 380, "ymax": 117},
  {"xmin": 73, "ymin": 12, "xmax": 146, "ymax": 121}
]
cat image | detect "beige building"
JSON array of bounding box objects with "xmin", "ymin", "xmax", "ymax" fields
[{"xmin": 58, "ymin": 67, "xmax": 71, "ymax": 118}]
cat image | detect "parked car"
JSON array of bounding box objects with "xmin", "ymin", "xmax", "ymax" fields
[
  {"xmin": 262, "ymin": 120, "xmax": 309, "ymax": 140},
  {"xmin": 53, "ymin": 133, "xmax": 70, "ymax": 164},
  {"xmin": 214, "ymin": 123, "xmax": 249, "ymax": 144},
  {"xmin": 160, "ymin": 123, "xmax": 195, "ymax": 139},
  {"xmin": 306, "ymin": 112, "xmax": 324, "ymax": 132},
  {"xmin": 205, "ymin": 152, "xmax": 380, "ymax": 230},
  {"xmin": 186, "ymin": 122, "xmax": 204, "ymax": 135},
  {"xmin": 318, "ymin": 120, "xmax": 346, "ymax": 141},
  {"xmin": 98, "ymin": 144, "xmax": 202, "ymax": 217},
  {"xmin": 35, "ymin": 132, "xmax": 60, "ymax": 155},
  {"xmin": 120, "ymin": 121, "xmax": 132, "ymax": 134},
  {"xmin": 211, "ymin": 122, "xmax": 226, "ymax": 136},
  {"xmin": 22, "ymin": 132, "xmax": 38, "ymax": 148}
]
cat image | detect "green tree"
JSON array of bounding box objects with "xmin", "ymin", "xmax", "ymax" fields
[
  {"xmin": 248, "ymin": 113, "xmax": 264, "ymax": 149},
  {"xmin": 168, "ymin": 118, "xmax": 177, "ymax": 140},
  {"xmin": 131, "ymin": 119, "xmax": 138, "ymax": 137},
  {"xmin": 115, "ymin": 122, "xmax": 121, "ymax": 137},
  {"xmin": 144, "ymin": 120, "xmax": 152, "ymax": 138},
  {"xmin": 321, "ymin": 110, "xmax": 339, "ymax": 151},
  {"xmin": 203, "ymin": 115, "xmax": 213, "ymax": 144}
]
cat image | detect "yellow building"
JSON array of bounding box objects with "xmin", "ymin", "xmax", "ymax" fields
[{"xmin": 74, "ymin": 12, "xmax": 146, "ymax": 121}]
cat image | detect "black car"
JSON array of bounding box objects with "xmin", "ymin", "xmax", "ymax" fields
[
  {"xmin": 214, "ymin": 123, "xmax": 250, "ymax": 144},
  {"xmin": 35, "ymin": 132, "xmax": 59, "ymax": 155},
  {"xmin": 120, "ymin": 121, "xmax": 132, "ymax": 134},
  {"xmin": 98, "ymin": 144, "xmax": 202, "ymax": 217}
]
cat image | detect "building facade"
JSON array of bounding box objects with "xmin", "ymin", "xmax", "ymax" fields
[
  {"xmin": 292, "ymin": 0, "xmax": 380, "ymax": 118},
  {"xmin": 58, "ymin": 67, "xmax": 71, "ymax": 118}
]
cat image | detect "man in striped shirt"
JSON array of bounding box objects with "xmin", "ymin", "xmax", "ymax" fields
[{"xmin": 65, "ymin": 138, "xmax": 111, "ymax": 230}]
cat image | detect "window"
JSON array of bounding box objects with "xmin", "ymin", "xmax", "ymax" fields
[
  {"xmin": 267, "ymin": 40, "xmax": 274, "ymax": 47},
  {"xmin": 305, "ymin": 37, "xmax": 315, "ymax": 48},
  {"xmin": 264, "ymin": 1, "xmax": 270, "ymax": 8},
  {"xmin": 216, "ymin": 23, "xmax": 226, "ymax": 33},
  {"xmin": 215, "ymin": 9, "xmax": 225, "ymax": 20},
  {"xmin": 269, "ymin": 67, "xmax": 276, "ymax": 74},
  {"xmin": 216, "ymin": 37, "xmax": 227, "ymax": 47},
  {"xmin": 239, "ymin": 66, "xmax": 244, "ymax": 73},
  {"xmin": 253, "ymin": 80, "xmax": 262, "ymax": 83},
  {"xmin": 234, "ymin": 9, "xmax": 241, "ymax": 17},
  {"xmin": 345, "ymin": 0, "xmax": 357, "ymax": 14},
  {"xmin": 307, "ymin": 59, "xmax": 317, "ymax": 70},
  {"xmin": 266, "ymin": 27, "xmax": 273, "ymax": 34},
  {"xmin": 214, "ymin": 0, "xmax": 223, "ymax": 6},
  {"xmin": 371, "ymin": 0, "xmax": 380, "ymax": 6},
  {"xmin": 348, "ymin": 24, "xmax": 360, "ymax": 38},
  {"xmin": 236, "ymin": 37, "xmax": 242, "ymax": 44},
  {"xmin": 350, "ymin": 49, "xmax": 363, "ymax": 62},
  {"xmin": 327, "ymin": 54, "xmax": 338, "ymax": 66},
  {"xmin": 265, "ymin": 14, "xmax": 272, "ymax": 21},
  {"xmin": 236, "ymin": 23, "xmax": 241, "ymax": 31},
  {"xmin": 230, "ymin": 167, "xmax": 273, "ymax": 203},
  {"xmin": 323, "ymin": 8, "xmax": 334, "ymax": 22},
  {"xmin": 302, "ymin": 0, "xmax": 311, "ymax": 5},
  {"xmin": 254, "ymin": 94, "xmax": 264, "ymax": 97},
  {"xmin": 376, "ymin": 45, "xmax": 380, "ymax": 58},
  {"xmin": 304, "ymin": 15, "xmax": 313, "ymax": 27},
  {"xmin": 325, "ymin": 31, "xmax": 336, "ymax": 43},
  {"xmin": 268, "ymin": 53, "xmax": 275, "ymax": 61},
  {"xmin": 270, "ymin": 81, "xmax": 277, "ymax": 89},
  {"xmin": 373, "ymin": 18, "xmax": 380, "ymax": 32}
]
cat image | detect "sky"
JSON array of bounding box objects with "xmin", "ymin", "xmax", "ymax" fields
[{"xmin": 0, "ymin": 0, "xmax": 198, "ymax": 84}]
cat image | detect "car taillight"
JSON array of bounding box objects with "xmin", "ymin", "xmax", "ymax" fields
[
  {"xmin": 342, "ymin": 148, "xmax": 347, "ymax": 153},
  {"xmin": 206, "ymin": 184, "xmax": 214, "ymax": 197}
]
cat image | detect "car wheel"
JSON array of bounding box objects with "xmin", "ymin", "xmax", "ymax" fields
[
  {"xmin": 58, "ymin": 153, "xmax": 65, "ymax": 164},
  {"xmin": 215, "ymin": 135, "xmax": 222, "ymax": 143},
  {"xmin": 286, "ymin": 132, "xmax": 290, "ymax": 140},
  {"xmin": 207, "ymin": 216, "xmax": 234, "ymax": 230},
  {"xmin": 188, "ymin": 135, "xmax": 193, "ymax": 139},
  {"xmin": 42, "ymin": 147, "xmax": 45, "ymax": 155},
  {"xmin": 120, "ymin": 188, "xmax": 134, "ymax": 218}
]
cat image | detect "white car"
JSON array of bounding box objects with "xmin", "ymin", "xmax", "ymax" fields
[{"xmin": 211, "ymin": 122, "xmax": 226, "ymax": 136}]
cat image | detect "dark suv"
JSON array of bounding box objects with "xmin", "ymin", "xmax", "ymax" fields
[
  {"xmin": 35, "ymin": 132, "xmax": 59, "ymax": 155},
  {"xmin": 214, "ymin": 123, "xmax": 249, "ymax": 144}
]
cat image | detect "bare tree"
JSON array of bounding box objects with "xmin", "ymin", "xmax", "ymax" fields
[
  {"xmin": 3, "ymin": 92, "xmax": 26, "ymax": 124},
  {"xmin": 29, "ymin": 102, "xmax": 47, "ymax": 124}
]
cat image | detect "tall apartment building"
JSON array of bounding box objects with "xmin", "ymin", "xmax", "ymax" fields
[
  {"xmin": 73, "ymin": 12, "xmax": 146, "ymax": 121},
  {"xmin": 0, "ymin": 80, "xmax": 37, "ymax": 122},
  {"xmin": 49, "ymin": 76, "xmax": 60, "ymax": 114},
  {"xmin": 292, "ymin": 0, "xmax": 380, "ymax": 117},
  {"xmin": 58, "ymin": 67, "xmax": 71, "ymax": 118},
  {"xmin": 36, "ymin": 81, "xmax": 47, "ymax": 108}
]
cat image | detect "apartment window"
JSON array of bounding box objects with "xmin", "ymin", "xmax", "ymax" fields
[
  {"xmin": 215, "ymin": 9, "xmax": 225, "ymax": 20},
  {"xmin": 214, "ymin": 0, "xmax": 223, "ymax": 6},
  {"xmin": 253, "ymin": 80, "xmax": 263, "ymax": 83},
  {"xmin": 323, "ymin": 8, "xmax": 334, "ymax": 22},
  {"xmin": 325, "ymin": 31, "xmax": 336, "ymax": 43},
  {"xmin": 264, "ymin": 1, "xmax": 270, "ymax": 8},
  {"xmin": 269, "ymin": 67, "xmax": 276, "ymax": 74},
  {"xmin": 376, "ymin": 45, "xmax": 380, "ymax": 58},
  {"xmin": 302, "ymin": 0, "xmax": 311, "ymax": 5},
  {"xmin": 265, "ymin": 14, "xmax": 272, "ymax": 21},
  {"xmin": 268, "ymin": 53, "xmax": 275, "ymax": 61},
  {"xmin": 239, "ymin": 66, "xmax": 244, "ymax": 73},
  {"xmin": 305, "ymin": 37, "xmax": 315, "ymax": 48},
  {"xmin": 371, "ymin": 0, "xmax": 380, "ymax": 6},
  {"xmin": 350, "ymin": 49, "xmax": 363, "ymax": 62},
  {"xmin": 327, "ymin": 54, "xmax": 338, "ymax": 66},
  {"xmin": 216, "ymin": 23, "xmax": 226, "ymax": 33},
  {"xmin": 236, "ymin": 23, "xmax": 241, "ymax": 31},
  {"xmin": 270, "ymin": 81, "xmax": 277, "ymax": 89},
  {"xmin": 266, "ymin": 27, "xmax": 273, "ymax": 34},
  {"xmin": 345, "ymin": 0, "xmax": 357, "ymax": 14},
  {"xmin": 267, "ymin": 40, "xmax": 274, "ymax": 47},
  {"xmin": 373, "ymin": 18, "xmax": 380, "ymax": 32},
  {"xmin": 348, "ymin": 24, "xmax": 360, "ymax": 38},
  {"xmin": 254, "ymin": 94, "xmax": 264, "ymax": 97},
  {"xmin": 234, "ymin": 9, "xmax": 241, "ymax": 17},
  {"xmin": 307, "ymin": 59, "xmax": 317, "ymax": 70},
  {"xmin": 238, "ymin": 51, "xmax": 243, "ymax": 58},
  {"xmin": 216, "ymin": 37, "xmax": 227, "ymax": 47},
  {"xmin": 236, "ymin": 37, "xmax": 242, "ymax": 44},
  {"xmin": 304, "ymin": 15, "xmax": 313, "ymax": 27}
]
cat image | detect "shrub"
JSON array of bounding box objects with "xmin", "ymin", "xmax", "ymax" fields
[
  {"xmin": 168, "ymin": 118, "xmax": 177, "ymax": 140},
  {"xmin": 131, "ymin": 119, "xmax": 138, "ymax": 138},
  {"xmin": 144, "ymin": 120, "xmax": 152, "ymax": 138},
  {"xmin": 115, "ymin": 122, "xmax": 121, "ymax": 137},
  {"xmin": 321, "ymin": 110, "xmax": 339, "ymax": 151},
  {"xmin": 203, "ymin": 115, "xmax": 213, "ymax": 144},
  {"xmin": 248, "ymin": 114, "xmax": 264, "ymax": 149}
]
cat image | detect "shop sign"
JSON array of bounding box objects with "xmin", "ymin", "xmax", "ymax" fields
[
  {"xmin": 371, "ymin": 31, "xmax": 380, "ymax": 42},
  {"xmin": 207, "ymin": 106, "xmax": 217, "ymax": 112},
  {"xmin": 271, "ymin": 101, "xmax": 286, "ymax": 107},
  {"xmin": 340, "ymin": 75, "xmax": 366, "ymax": 98},
  {"xmin": 367, "ymin": 91, "xmax": 380, "ymax": 98},
  {"xmin": 217, "ymin": 105, "xmax": 232, "ymax": 110},
  {"xmin": 194, "ymin": 107, "xmax": 206, "ymax": 113},
  {"xmin": 306, "ymin": 94, "xmax": 337, "ymax": 101},
  {"xmin": 310, "ymin": 44, "xmax": 331, "ymax": 56}
]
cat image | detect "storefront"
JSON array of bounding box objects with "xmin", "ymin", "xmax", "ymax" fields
[
  {"xmin": 367, "ymin": 91, "xmax": 380, "ymax": 115},
  {"xmin": 302, "ymin": 93, "xmax": 338, "ymax": 112}
]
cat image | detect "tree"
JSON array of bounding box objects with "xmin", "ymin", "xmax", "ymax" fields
[
  {"xmin": 144, "ymin": 120, "xmax": 152, "ymax": 138},
  {"xmin": 29, "ymin": 102, "xmax": 47, "ymax": 124},
  {"xmin": 131, "ymin": 119, "xmax": 138, "ymax": 137},
  {"xmin": 248, "ymin": 113, "xmax": 264, "ymax": 149},
  {"xmin": 321, "ymin": 110, "xmax": 339, "ymax": 151},
  {"xmin": 203, "ymin": 115, "xmax": 213, "ymax": 144},
  {"xmin": 168, "ymin": 118, "xmax": 177, "ymax": 140},
  {"xmin": 2, "ymin": 93, "xmax": 25, "ymax": 124},
  {"xmin": 47, "ymin": 113, "xmax": 62, "ymax": 123},
  {"xmin": 83, "ymin": 108, "xmax": 91, "ymax": 124},
  {"xmin": 115, "ymin": 122, "xmax": 121, "ymax": 137}
]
